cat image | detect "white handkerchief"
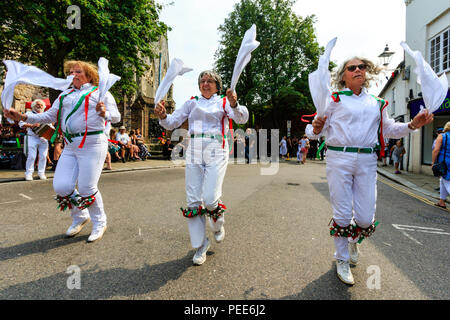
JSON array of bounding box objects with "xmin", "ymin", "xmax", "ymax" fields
[
  {"xmin": 401, "ymin": 41, "xmax": 448, "ymax": 113},
  {"xmin": 98, "ymin": 57, "xmax": 121, "ymax": 102},
  {"xmin": 155, "ymin": 58, "xmax": 193, "ymax": 106},
  {"xmin": 308, "ymin": 37, "xmax": 337, "ymax": 117},
  {"xmin": 230, "ymin": 24, "xmax": 260, "ymax": 93},
  {"xmin": 1, "ymin": 60, "xmax": 73, "ymax": 111}
]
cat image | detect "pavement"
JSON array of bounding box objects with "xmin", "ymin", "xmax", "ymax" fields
[{"xmin": 0, "ymin": 155, "xmax": 445, "ymax": 203}]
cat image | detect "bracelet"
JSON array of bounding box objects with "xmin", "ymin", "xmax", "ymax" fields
[{"xmin": 408, "ymin": 121, "xmax": 417, "ymax": 130}]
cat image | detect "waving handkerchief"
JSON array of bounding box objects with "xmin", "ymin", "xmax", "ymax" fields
[
  {"xmin": 1, "ymin": 60, "xmax": 73, "ymax": 110},
  {"xmin": 400, "ymin": 41, "xmax": 448, "ymax": 113},
  {"xmin": 98, "ymin": 57, "xmax": 121, "ymax": 102},
  {"xmin": 155, "ymin": 58, "xmax": 193, "ymax": 105},
  {"xmin": 308, "ymin": 37, "xmax": 337, "ymax": 117},
  {"xmin": 230, "ymin": 24, "xmax": 260, "ymax": 93}
]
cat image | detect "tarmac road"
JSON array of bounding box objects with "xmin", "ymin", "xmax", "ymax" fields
[{"xmin": 0, "ymin": 161, "xmax": 448, "ymax": 300}]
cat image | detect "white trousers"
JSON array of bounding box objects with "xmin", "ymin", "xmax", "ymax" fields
[
  {"xmin": 25, "ymin": 135, "xmax": 48, "ymax": 176},
  {"xmin": 185, "ymin": 137, "xmax": 228, "ymax": 248},
  {"xmin": 326, "ymin": 150, "xmax": 378, "ymax": 261},
  {"xmin": 53, "ymin": 134, "xmax": 108, "ymax": 229}
]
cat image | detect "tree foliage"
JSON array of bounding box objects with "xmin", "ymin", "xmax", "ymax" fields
[
  {"xmin": 0, "ymin": 0, "xmax": 169, "ymax": 101},
  {"xmin": 214, "ymin": 0, "xmax": 323, "ymax": 132}
]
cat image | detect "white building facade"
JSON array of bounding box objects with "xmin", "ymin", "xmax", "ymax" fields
[{"xmin": 380, "ymin": 0, "xmax": 449, "ymax": 174}]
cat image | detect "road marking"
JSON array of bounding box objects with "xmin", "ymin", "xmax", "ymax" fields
[
  {"xmin": 378, "ymin": 177, "xmax": 436, "ymax": 206},
  {"xmin": 400, "ymin": 231, "xmax": 423, "ymax": 245},
  {"xmin": 378, "ymin": 177, "xmax": 450, "ymax": 212},
  {"xmin": 0, "ymin": 193, "xmax": 33, "ymax": 205},
  {"xmin": 0, "ymin": 200, "xmax": 21, "ymax": 205},
  {"xmin": 392, "ymin": 224, "xmax": 450, "ymax": 236},
  {"xmin": 19, "ymin": 193, "xmax": 32, "ymax": 200}
]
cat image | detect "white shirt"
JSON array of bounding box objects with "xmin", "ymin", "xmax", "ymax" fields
[
  {"xmin": 305, "ymin": 88, "xmax": 411, "ymax": 148},
  {"xmin": 19, "ymin": 111, "xmax": 41, "ymax": 138},
  {"xmin": 159, "ymin": 94, "xmax": 249, "ymax": 135},
  {"xmin": 115, "ymin": 132, "xmax": 130, "ymax": 144},
  {"xmin": 26, "ymin": 83, "xmax": 120, "ymax": 135}
]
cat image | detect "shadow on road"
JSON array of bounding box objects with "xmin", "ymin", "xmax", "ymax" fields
[
  {"xmin": 0, "ymin": 252, "xmax": 193, "ymax": 299},
  {"xmin": 0, "ymin": 234, "xmax": 89, "ymax": 262},
  {"xmin": 280, "ymin": 263, "xmax": 352, "ymax": 300}
]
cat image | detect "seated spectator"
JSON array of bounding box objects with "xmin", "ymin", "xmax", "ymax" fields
[
  {"xmin": 108, "ymin": 128, "xmax": 121, "ymax": 162},
  {"xmin": 135, "ymin": 128, "xmax": 150, "ymax": 160},
  {"xmin": 115, "ymin": 126, "xmax": 132, "ymax": 162},
  {"xmin": 129, "ymin": 130, "xmax": 141, "ymax": 160}
]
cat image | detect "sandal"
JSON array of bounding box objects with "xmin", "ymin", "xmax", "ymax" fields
[{"xmin": 434, "ymin": 203, "xmax": 447, "ymax": 209}]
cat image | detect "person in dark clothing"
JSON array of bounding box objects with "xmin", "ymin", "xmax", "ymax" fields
[
  {"xmin": 162, "ymin": 138, "xmax": 174, "ymax": 160},
  {"xmin": 308, "ymin": 139, "xmax": 318, "ymax": 160}
]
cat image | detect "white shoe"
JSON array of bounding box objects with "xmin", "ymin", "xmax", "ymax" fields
[
  {"xmin": 349, "ymin": 242, "xmax": 359, "ymax": 265},
  {"xmin": 336, "ymin": 259, "xmax": 355, "ymax": 285},
  {"xmin": 87, "ymin": 225, "xmax": 107, "ymax": 242},
  {"xmin": 193, "ymin": 238, "xmax": 210, "ymax": 265},
  {"xmin": 38, "ymin": 174, "xmax": 47, "ymax": 180},
  {"xmin": 214, "ymin": 226, "xmax": 225, "ymax": 243},
  {"xmin": 66, "ymin": 218, "xmax": 90, "ymax": 237},
  {"xmin": 25, "ymin": 175, "xmax": 33, "ymax": 181}
]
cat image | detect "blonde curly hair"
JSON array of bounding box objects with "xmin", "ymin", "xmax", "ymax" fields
[
  {"xmin": 64, "ymin": 60, "xmax": 99, "ymax": 86},
  {"xmin": 332, "ymin": 57, "xmax": 383, "ymax": 91}
]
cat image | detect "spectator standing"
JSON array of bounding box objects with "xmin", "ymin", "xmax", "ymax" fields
[
  {"xmin": 432, "ymin": 122, "xmax": 450, "ymax": 209},
  {"xmin": 297, "ymin": 135, "xmax": 309, "ymax": 164},
  {"xmin": 309, "ymin": 139, "xmax": 318, "ymax": 160},
  {"xmin": 286, "ymin": 136, "xmax": 293, "ymax": 161},
  {"xmin": 162, "ymin": 138, "xmax": 174, "ymax": 160},
  {"xmin": 279, "ymin": 136, "xmax": 287, "ymax": 160},
  {"xmin": 390, "ymin": 140, "xmax": 406, "ymax": 174}
]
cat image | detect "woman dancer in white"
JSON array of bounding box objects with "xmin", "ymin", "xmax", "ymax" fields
[
  {"xmin": 155, "ymin": 70, "xmax": 249, "ymax": 265},
  {"xmin": 19, "ymin": 99, "xmax": 49, "ymax": 181},
  {"xmin": 306, "ymin": 57, "xmax": 433, "ymax": 285},
  {"xmin": 5, "ymin": 60, "xmax": 120, "ymax": 242}
]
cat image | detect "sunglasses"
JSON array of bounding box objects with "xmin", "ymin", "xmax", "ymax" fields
[{"xmin": 346, "ymin": 64, "xmax": 367, "ymax": 72}]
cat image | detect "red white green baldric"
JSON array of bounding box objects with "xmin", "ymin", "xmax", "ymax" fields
[
  {"xmin": 51, "ymin": 86, "xmax": 99, "ymax": 148},
  {"xmin": 331, "ymin": 91, "xmax": 389, "ymax": 157},
  {"xmin": 190, "ymin": 95, "xmax": 234, "ymax": 150}
]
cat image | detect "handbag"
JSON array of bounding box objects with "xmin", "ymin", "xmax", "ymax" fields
[{"xmin": 432, "ymin": 134, "xmax": 448, "ymax": 177}]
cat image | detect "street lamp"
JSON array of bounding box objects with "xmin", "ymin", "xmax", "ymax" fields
[{"xmin": 378, "ymin": 44, "xmax": 395, "ymax": 67}]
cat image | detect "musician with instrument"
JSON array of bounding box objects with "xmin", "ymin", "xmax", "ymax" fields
[{"xmin": 19, "ymin": 99, "xmax": 51, "ymax": 181}]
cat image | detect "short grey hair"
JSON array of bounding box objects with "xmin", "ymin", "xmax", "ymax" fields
[
  {"xmin": 332, "ymin": 57, "xmax": 383, "ymax": 91},
  {"xmin": 198, "ymin": 70, "xmax": 223, "ymax": 94},
  {"xmin": 31, "ymin": 99, "xmax": 46, "ymax": 112}
]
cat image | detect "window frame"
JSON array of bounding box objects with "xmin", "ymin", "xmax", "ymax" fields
[{"xmin": 429, "ymin": 27, "xmax": 450, "ymax": 75}]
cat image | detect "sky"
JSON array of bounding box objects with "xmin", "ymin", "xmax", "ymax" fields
[{"xmin": 159, "ymin": 0, "xmax": 407, "ymax": 108}]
